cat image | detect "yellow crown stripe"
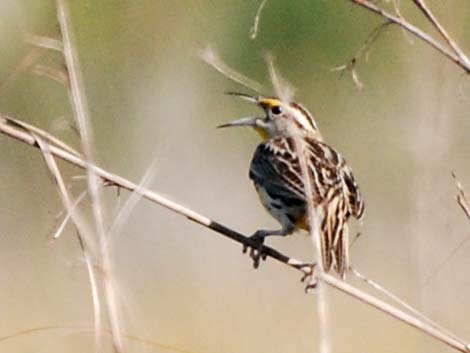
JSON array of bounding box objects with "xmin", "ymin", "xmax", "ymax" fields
[{"xmin": 258, "ymin": 98, "xmax": 281, "ymax": 108}]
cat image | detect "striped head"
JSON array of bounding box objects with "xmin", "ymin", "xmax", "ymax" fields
[{"xmin": 218, "ymin": 92, "xmax": 322, "ymax": 141}]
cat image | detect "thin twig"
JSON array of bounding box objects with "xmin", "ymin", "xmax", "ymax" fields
[
  {"xmin": 250, "ymin": 0, "xmax": 269, "ymax": 39},
  {"xmin": 5, "ymin": 115, "xmax": 81, "ymax": 157},
  {"xmin": 1, "ymin": 114, "xmax": 469, "ymax": 353},
  {"xmin": 349, "ymin": 231, "xmax": 362, "ymax": 249},
  {"xmin": 50, "ymin": 189, "xmax": 88, "ymax": 240},
  {"xmin": 421, "ymin": 233, "xmax": 470, "ymax": 289},
  {"xmin": 349, "ymin": 0, "xmax": 470, "ymax": 73},
  {"xmin": 391, "ymin": 0, "xmax": 414, "ymax": 44},
  {"xmin": 411, "ymin": 0, "xmax": 470, "ymax": 68},
  {"xmin": 333, "ymin": 21, "xmax": 393, "ymax": 89}
]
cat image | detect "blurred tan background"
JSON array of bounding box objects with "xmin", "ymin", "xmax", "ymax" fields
[{"xmin": 1, "ymin": 1, "xmax": 470, "ymax": 352}]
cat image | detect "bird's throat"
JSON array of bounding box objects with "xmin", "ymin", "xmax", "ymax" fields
[{"xmin": 254, "ymin": 127, "xmax": 270, "ymax": 141}]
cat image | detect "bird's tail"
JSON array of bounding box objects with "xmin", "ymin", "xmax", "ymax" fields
[{"xmin": 320, "ymin": 194, "xmax": 350, "ymax": 278}]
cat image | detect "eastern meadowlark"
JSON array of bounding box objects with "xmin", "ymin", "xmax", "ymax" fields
[{"xmin": 219, "ymin": 93, "xmax": 364, "ymax": 278}]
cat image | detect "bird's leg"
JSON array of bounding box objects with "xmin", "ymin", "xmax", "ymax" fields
[{"xmin": 243, "ymin": 228, "xmax": 288, "ymax": 268}]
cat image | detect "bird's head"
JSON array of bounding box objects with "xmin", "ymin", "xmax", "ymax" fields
[{"xmin": 218, "ymin": 92, "xmax": 321, "ymax": 141}]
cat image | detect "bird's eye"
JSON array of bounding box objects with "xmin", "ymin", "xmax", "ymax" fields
[{"xmin": 271, "ymin": 105, "xmax": 282, "ymax": 115}]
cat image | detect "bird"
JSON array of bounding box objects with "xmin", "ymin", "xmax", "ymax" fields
[{"xmin": 218, "ymin": 92, "xmax": 364, "ymax": 278}]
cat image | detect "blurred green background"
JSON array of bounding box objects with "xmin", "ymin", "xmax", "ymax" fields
[{"xmin": 1, "ymin": 1, "xmax": 470, "ymax": 352}]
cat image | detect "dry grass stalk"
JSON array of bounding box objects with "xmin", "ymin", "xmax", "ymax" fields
[
  {"xmin": 56, "ymin": 0, "xmax": 123, "ymax": 350},
  {"xmin": 200, "ymin": 47, "xmax": 265, "ymax": 93},
  {"xmin": 266, "ymin": 59, "xmax": 330, "ymax": 353},
  {"xmin": 50, "ymin": 189, "xmax": 88, "ymax": 240},
  {"xmin": 351, "ymin": 267, "xmax": 465, "ymax": 344},
  {"xmin": 320, "ymin": 273, "xmax": 470, "ymax": 352},
  {"xmin": 250, "ymin": 0, "xmax": 269, "ymax": 39},
  {"xmin": 390, "ymin": 0, "xmax": 414, "ymax": 43},
  {"xmin": 33, "ymin": 134, "xmax": 103, "ymax": 350},
  {"xmin": 24, "ymin": 33, "xmax": 63, "ymax": 52},
  {"xmin": 108, "ymin": 158, "xmax": 159, "ymax": 239}
]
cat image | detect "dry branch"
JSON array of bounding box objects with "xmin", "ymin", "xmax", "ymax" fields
[
  {"xmin": 333, "ymin": 21, "xmax": 393, "ymax": 89},
  {"xmin": 410, "ymin": 0, "xmax": 470, "ymax": 67},
  {"xmin": 1, "ymin": 113, "xmax": 469, "ymax": 352},
  {"xmin": 349, "ymin": 0, "xmax": 470, "ymax": 73}
]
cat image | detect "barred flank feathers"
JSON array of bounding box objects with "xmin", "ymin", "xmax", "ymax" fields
[{"xmin": 250, "ymin": 135, "xmax": 364, "ymax": 277}]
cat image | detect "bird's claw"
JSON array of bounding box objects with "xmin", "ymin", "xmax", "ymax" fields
[
  {"xmin": 297, "ymin": 263, "xmax": 318, "ymax": 292},
  {"xmin": 242, "ymin": 232, "xmax": 267, "ymax": 269}
]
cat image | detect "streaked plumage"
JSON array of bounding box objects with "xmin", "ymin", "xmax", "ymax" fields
[
  {"xmin": 249, "ymin": 136, "xmax": 363, "ymax": 276},
  {"xmin": 220, "ymin": 93, "xmax": 364, "ymax": 278}
]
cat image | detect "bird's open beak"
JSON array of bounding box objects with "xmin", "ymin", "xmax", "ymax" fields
[
  {"xmin": 225, "ymin": 91, "xmax": 258, "ymax": 103},
  {"xmin": 217, "ymin": 116, "xmax": 258, "ymax": 129},
  {"xmin": 218, "ymin": 92, "xmax": 260, "ymax": 128}
]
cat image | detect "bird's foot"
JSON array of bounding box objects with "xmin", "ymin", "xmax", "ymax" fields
[
  {"xmin": 242, "ymin": 231, "xmax": 268, "ymax": 269},
  {"xmin": 297, "ymin": 263, "xmax": 318, "ymax": 292}
]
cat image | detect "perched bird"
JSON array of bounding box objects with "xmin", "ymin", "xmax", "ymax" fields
[{"xmin": 219, "ymin": 93, "xmax": 364, "ymax": 277}]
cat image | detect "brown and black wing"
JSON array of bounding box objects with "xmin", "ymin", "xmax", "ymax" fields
[
  {"xmin": 303, "ymin": 138, "xmax": 348, "ymax": 275},
  {"xmin": 250, "ymin": 137, "xmax": 364, "ymax": 277},
  {"xmin": 249, "ymin": 140, "xmax": 307, "ymax": 227},
  {"xmin": 308, "ymin": 138, "xmax": 364, "ymax": 276},
  {"xmin": 342, "ymin": 165, "xmax": 365, "ymax": 220}
]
